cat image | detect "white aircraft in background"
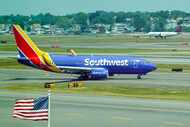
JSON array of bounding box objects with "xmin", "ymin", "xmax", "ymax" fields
[
  {"xmin": 147, "ymin": 31, "xmax": 180, "ymax": 39},
  {"xmin": 0, "ymin": 29, "xmax": 9, "ymax": 34},
  {"xmin": 147, "ymin": 25, "xmax": 183, "ymax": 39}
]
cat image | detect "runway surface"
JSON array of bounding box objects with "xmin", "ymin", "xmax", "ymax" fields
[
  {"xmin": 0, "ymin": 69, "xmax": 190, "ymax": 87},
  {"xmin": 0, "ymin": 91, "xmax": 190, "ymax": 127},
  {"xmin": 40, "ymin": 41, "xmax": 190, "ymax": 50},
  {"xmin": 1, "ymin": 37, "xmax": 190, "ymax": 127},
  {"xmin": 1, "ymin": 51, "xmax": 190, "ymax": 64},
  {"xmin": 0, "ymin": 68, "xmax": 190, "ymax": 87}
]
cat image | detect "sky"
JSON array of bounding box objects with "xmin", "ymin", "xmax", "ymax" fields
[{"xmin": 0, "ymin": 0, "xmax": 189, "ymax": 15}]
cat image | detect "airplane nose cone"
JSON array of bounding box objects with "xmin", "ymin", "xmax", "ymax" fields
[{"xmin": 150, "ymin": 63, "xmax": 157, "ymax": 71}]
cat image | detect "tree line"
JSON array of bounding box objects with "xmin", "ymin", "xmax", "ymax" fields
[{"xmin": 0, "ymin": 10, "xmax": 189, "ymax": 32}]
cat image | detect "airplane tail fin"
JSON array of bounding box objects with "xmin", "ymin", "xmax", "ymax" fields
[
  {"xmin": 12, "ymin": 25, "xmax": 43, "ymax": 60},
  {"xmin": 12, "ymin": 25, "xmax": 58, "ymax": 72},
  {"xmin": 175, "ymin": 25, "xmax": 182, "ymax": 33}
]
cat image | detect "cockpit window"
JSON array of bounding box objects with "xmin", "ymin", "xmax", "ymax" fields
[
  {"xmin": 133, "ymin": 59, "xmax": 150, "ymax": 65},
  {"xmin": 135, "ymin": 60, "xmax": 150, "ymax": 65}
]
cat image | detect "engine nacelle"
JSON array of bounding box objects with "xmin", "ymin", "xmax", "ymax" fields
[
  {"xmin": 88, "ymin": 68, "xmax": 109, "ymax": 80},
  {"xmin": 80, "ymin": 68, "xmax": 109, "ymax": 80}
]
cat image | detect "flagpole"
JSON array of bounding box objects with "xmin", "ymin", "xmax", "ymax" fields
[{"xmin": 48, "ymin": 89, "xmax": 51, "ymax": 127}]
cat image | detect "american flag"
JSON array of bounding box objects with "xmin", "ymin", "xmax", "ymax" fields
[{"xmin": 13, "ymin": 97, "xmax": 48, "ymax": 121}]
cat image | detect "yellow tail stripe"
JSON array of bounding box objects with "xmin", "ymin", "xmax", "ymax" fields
[
  {"xmin": 14, "ymin": 25, "xmax": 45, "ymax": 64},
  {"xmin": 14, "ymin": 25, "xmax": 60, "ymax": 72}
]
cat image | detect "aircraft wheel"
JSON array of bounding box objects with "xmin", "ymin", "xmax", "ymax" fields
[{"xmin": 137, "ymin": 75, "xmax": 142, "ymax": 79}]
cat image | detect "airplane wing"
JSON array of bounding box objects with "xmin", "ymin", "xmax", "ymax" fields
[
  {"xmin": 57, "ymin": 66, "xmax": 92, "ymax": 73},
  {"xmin": 56, "ymin": 66, "xmax": 109, "ymax": 80}
]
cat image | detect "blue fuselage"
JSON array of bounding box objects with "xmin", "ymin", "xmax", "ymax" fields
[
  {"xmin": 13, "ymin": 24, "xmax": 156, "ymax": 80},
  {"xmin": 50, "ymin": 54, "xmax": 156, "ymax": 75}
]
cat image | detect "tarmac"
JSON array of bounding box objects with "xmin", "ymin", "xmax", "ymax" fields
[
  {"xmin": 0, "ymin": 92, "xmax": 190, "ymax": 127},
  {"xmin": 1, "ymin": 63, "xmax": 190, "ymax": 127},
  {"xmin": 0, "ymin": 68, "xmax": 190, "ymax": 87},
  {"xmin": 1, "ymin": 50, "xmax": 190, "ymax": 64},
  {"xmin": 1, "ymin": 37, "xmax": 190, "ymax": 127}
]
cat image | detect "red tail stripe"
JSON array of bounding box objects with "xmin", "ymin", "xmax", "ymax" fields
[{"xmin": 13, "ymin": 27, "xmax": 41, "ymax": 65}]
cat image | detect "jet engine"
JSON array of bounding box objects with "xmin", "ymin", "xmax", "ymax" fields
[{"xmin": 80, "ymin": 68, "xmax": 109, "ymax": 80}]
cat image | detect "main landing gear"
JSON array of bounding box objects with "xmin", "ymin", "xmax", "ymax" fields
[{"xmin": 137, "ymin": 74, "xmax": 142, "ymax": 79}]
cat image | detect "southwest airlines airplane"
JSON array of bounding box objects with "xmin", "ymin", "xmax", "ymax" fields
[{"xmin": 12, "ymin": 25, "xmax": 156, "ymax": 80}]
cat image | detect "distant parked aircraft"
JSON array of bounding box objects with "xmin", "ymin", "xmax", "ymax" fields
[
  {"xmin": 0, "ymin": 30, "xmax": 9, "ymax": 34},
  {"xmin": 12, "ymin": 25, "xmax": 156, "ymax": 80},
  {"xmin": 147, "ymin": 26, "xmax": 182, "ymax": 39},
  {"xmin": 147, "ymin": 31, "xmax": 180, "ymax": 39}
]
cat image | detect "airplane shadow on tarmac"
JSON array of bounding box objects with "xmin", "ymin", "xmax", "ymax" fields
[
  {"xmin": 7, "ymin": 78, "xmax": 65, "ymax": 81},
  {"xmin": 4, "ymin": 76, "xmax": 158, "ymax": 86},
  {"xmin": 7, "ymin": 77, "xmax": 145, "ymax": 81},
  {"xmin": 4, "ymin": 77, "xmax": 80, "ymax": 85}
]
